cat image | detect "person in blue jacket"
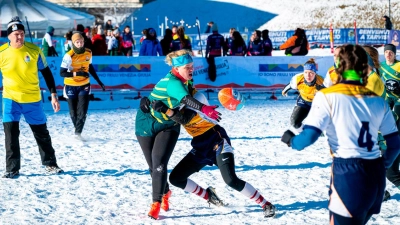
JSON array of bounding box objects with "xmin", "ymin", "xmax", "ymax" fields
[{"xmin": 139, "ymin": 28, "xmax": 163, "ymax": 56}]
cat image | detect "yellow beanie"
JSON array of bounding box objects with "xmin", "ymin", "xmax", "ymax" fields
[{"xmin": 72, "ymin": 32, "xmax": 84, "ymax": 43}]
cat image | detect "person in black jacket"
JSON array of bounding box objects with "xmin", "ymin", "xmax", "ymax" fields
[
  {"xmin": 383, "ymin": 15, "xmax": 393, "ymax": 30},
  {"xmin": 205, "ymin": 23, "xmax": 225, "ymax": 81},
  {"xmin": 160, "ymin": 28, "xmax": 173, "ymax": 55},
  {"xmin": 76, "ymin": 24, "xmax": 93, "ymax": 51}
]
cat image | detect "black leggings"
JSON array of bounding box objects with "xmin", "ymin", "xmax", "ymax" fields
[
  {"xmin": 67, "ymin": 95, "xmax": 90, "ymax": 135},
  {"xmin": 169, "ymin": 152, "xmax": 246, "ymax": 192},
  {"xmin": 137, "ymin": 128, "xmax": 179, "ymax": 202},
  {"xmin": 290, "ymin": 105, "xmax": 310, "ymax": 129}
]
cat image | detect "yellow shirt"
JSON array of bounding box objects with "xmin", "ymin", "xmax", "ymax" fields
[
  {"xmin": 0, "ymin": 42, "xmax": 47, "ymax": 103},
  {"xmin": 184, "ymin": 113, "xmax": 216, "ymax": 137},
  {"xmin": 366, "ymin": 71, "xmax": 385, "ymax": 96},
  {"xmin": 289, "ymin": 73, "xmax": 325, "ymax": 102},
  {"xmin": 60, "ymin": 49, "xmax": 92, "ymax": 86}
]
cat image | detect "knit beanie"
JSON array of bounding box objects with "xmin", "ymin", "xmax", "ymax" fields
[
  {"xmin": 47, "ymin": 26, "xmax": 55, "ymax": 33},
  {"xmin": 7, "ymin": 16, "xmax": 25, "ymax": 35},
  {"xmin": 384, "ymin": 44, "xmax": 397, "ymax": 54},
  {"xmin": 212, "ymin": 23, "xmax": 218, "ymax": 32},
  {"xmin": 72, "ymin": 33, "xmax": 84, "ymax": 43}
]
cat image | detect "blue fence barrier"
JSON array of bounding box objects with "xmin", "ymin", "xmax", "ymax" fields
[{"xmin": 0, "ymin": 28, "xmax": 395, "ymax": 54}]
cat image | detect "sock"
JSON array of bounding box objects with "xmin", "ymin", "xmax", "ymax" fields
[
  {"xmin": 240, "ymin": 182, "xmax": 270, "ymax": 208},
  {"xmin": 184, "ymin": 179, "xmax": 208, "ymax": 200}
]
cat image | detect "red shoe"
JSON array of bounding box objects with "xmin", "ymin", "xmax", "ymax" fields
[
  {"xmin": 161, "ymin": 190, "xmax": 172, "ymax": 211},
  {"xmin": 148, "ymin": 202, "xmax": 161, "ymax": 220}
]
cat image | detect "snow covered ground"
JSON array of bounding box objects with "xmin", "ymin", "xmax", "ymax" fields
[{"xmin": 0, "ymin": 90, "xmax": 399, "ymax": 224}]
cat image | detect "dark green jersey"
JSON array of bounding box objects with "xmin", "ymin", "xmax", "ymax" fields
[
  {"xmin": 148, "ymin": 72, "xmax": 190, "ymax": 124},
  {"xmin": 380, "ymin": 60, "xmax": 400, "ymax": 98}
]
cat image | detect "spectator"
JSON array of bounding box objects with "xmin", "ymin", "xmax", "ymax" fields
[
  {"xmin": 247, "ymin": 30, "xmax": 262, "ymax": 56},
  {"xmin": 107, "ymin": 29, "xmax": 122, "ymax": 56},
  {"xmin": 383, "ymin": 15, "xmax": 393, "ymax": 30},
  {"xmin": 41, "ymin": 26, "xmax": 58, "ymax": 57},
  {"xmin": 140, "ymin": 29, "xmax": 148, "ymax": 45},
  {"xmin": 229, "ymin": 31, "xmax": 247, "ymax": 56},
  {"xmin": 205, "ymin": 21, "xmax": 214, "ymax": 33},
  {"xmin": 160, "ymin": 28, "xmax": 173, "ymax": 55},
  {"xmin": 171, "ymin": 25, "xmax": 178, "ymax": 36},
  {"xmin": 105, "ymin": 30, "xmax": 112, "ymax": 44},
  {"xmin": 64, "ymin": 31, "xmax": 73, "ymax": 52},
  {"xmin": 280, "ymin": 28, "xmax": 309, "ymax": 56},
  {"xmin": 105, "ymin": 19, "xmax": 113, "ymax": 31},
  {"xmin": 171, "ymin": 26, "xmax": 192, "ymax": 52},
  {"xmin": 205, "ymin": 23, "xmax": 225, "ymax": 81},
  {"xmin": 121, "ymin": 26, "xmax": 135, "ymax": 56},
  {"xmin": 91, "ymin": 26, "xmax": 107, "ymax": 56},
  {"xmin": 76, "ymin": 24, "xmax": 93, "ymax": 51},
  {"xmin": 139, "ymin": 28, "xmax": 163, "ymax": 56},
  {"xmin": 224, "ymin": 28, "xmax": 236, "ymax": 55},
  {"xmin": 261, "ymin": 29, "xmax": 273, "ymax": 56}
]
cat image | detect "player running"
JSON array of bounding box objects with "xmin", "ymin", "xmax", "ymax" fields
[{"xmin": 281, "ymin": 44, "xmax": 400, "ymax": 225}]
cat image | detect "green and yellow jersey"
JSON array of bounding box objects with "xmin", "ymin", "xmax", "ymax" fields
[{"xmin": 148, "ymin": 72, "xmax": 191, "ymax": 124}]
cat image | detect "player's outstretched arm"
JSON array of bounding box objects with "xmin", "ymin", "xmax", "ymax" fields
[{"xmin": 281, "ymin": 125, "xmax": 322, "ymax": 150}]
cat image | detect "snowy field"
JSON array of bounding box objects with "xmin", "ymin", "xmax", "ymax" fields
[{"xmin": 0, "ymin": 91, "xmax": 399, "ymax": 225}]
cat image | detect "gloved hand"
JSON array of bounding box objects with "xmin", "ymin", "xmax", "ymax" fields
[
  {"xmin": 282, "ymin": 91, "xmax": 288, "ymax": 97},
  {"xmin": 316, "ymin": 84, "xmax": 325, "ymax": 91},
  {"xmin": 281, "ymin": 130, "xmax": 295, "ymax": 147},
  {"xmin": 139, "ymin": 97, "xmax": 151, "ymax": 113},
  {"xmin": 151, "ymin": 100, "xmax": 169, "ymax": 114},
  {"xmin": 201, "ymin": 105, "xmax": 221, "ymax": 122},
  {"xmin": 99, "ymin": 82, "xmax": 106, "ymax": 91}
]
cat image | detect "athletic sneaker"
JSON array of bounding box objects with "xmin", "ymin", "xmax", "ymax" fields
[
  {"xmin": 383, "ymin": 190, "xmax": 391, "ymax": 202},
  {"xmin": 148, "ymin": 202, "xmax": 161, "ymax": 220},
  {"xmin": 206, "ymin": 187, "xmax": 224, "ymax": 207},
  {"xmin": 45, "ymin": 164, "xmax": 64, "ymax": 174},
  {"xmin": 161, "ymin": 190, "xmax": 172, "ymax": 211},
  {"xmin": 263, "ymin": 202, "xmax": 276, "ymax": 218},
  {"xmin": 2, "ymin": 170, "xmax": 19, "ymax": 179}
]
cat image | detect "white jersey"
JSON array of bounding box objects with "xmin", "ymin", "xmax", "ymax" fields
[{"xmin": 303, "ymin": 82, "xmax": 397, "ymax": 159}]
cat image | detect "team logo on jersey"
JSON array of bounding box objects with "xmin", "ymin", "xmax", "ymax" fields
[{"xmin": 24, "ymin": 55, "xmax": 30, "ymax": 62}]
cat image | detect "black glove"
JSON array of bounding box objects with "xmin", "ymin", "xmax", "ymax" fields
[
  {"xmin": 139, "ymin": 97, "xmax": 150, "ymax": 113},
  {"xmin": 76, "ymin": 72, "xmax": 89, "ymax": 77},
  {"xmin": 151, "ymin": 100, "xmax": 169, "ymax": 114},
  {"xmin": 316, "ymin": 84, "xmax": 325, "ymax": 91},
  {"xmin": 99, "ymin": 82, "xmax": 106, "ymax": 91},
  {"xmin": 281, "ymin": 130, "xmax": 295, "ymax": 147}
]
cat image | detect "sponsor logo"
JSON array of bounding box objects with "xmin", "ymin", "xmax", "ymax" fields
[
  {"xmin": 12, "ymin": 25, "xmax": 18, "ymax": 31},
  {"xmin": 24, "ymin": 55, "xmax": 30, "ymax": 62}
]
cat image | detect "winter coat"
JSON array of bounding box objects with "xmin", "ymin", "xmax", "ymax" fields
[
  {"xmin": 139, "ymin": 39, "xmax": 163, "ymax": 56},
  {"xmin": 91, "ymin": 34, "xmax": 107, "ymax": 56},
  {"xmin": 170, "ymin": 34, "xmax": 192, "ymax": 51}
]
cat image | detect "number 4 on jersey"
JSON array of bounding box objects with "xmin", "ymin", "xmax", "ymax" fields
[{"xmin": 358, "ymin": 121, "xmax": 374, "ymax": 152}]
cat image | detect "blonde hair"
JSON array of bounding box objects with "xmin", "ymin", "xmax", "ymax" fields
[{"xmin": 165, "ymin": 49, "xmax": 193, "ymax": 66}]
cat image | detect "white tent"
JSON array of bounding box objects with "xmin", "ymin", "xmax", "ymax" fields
[{"xmin": 0, "ymin": 0, "xmax": 94, "ymax": 35}]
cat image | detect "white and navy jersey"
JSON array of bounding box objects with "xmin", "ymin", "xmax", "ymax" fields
[{"xmin": 303, "ymin": 82, "xmax": 397, "ymax": 159}]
